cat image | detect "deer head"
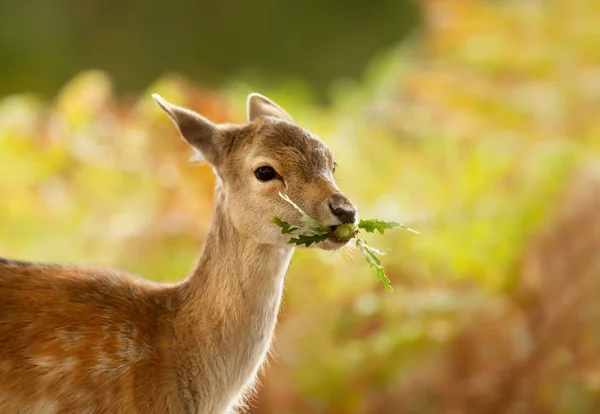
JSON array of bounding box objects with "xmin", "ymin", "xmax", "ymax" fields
[{"xmin": 153, "ymin": 92, "xmax": 357, "ymax": 251}]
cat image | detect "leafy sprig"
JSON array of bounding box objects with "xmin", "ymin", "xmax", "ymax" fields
[
  {"xmin": 356, "ymin": 239, "xmax": 392, "ymax": 291},
  {"xmin": 288, "ymin": 232, "xmax": 329, "ymax": 247},
  {"xmin": 273, "ymin": 192, "xmax": 419, "ymax": 291},
  {"xmin": 279, "ymin": 193, "xmax": 331, "ymax": 234},
  {"xmin": 273, "ymin": 216, "xmax": 300, "ymax": 234}
]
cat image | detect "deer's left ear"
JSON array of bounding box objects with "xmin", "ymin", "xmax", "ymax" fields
[
  {"xmin": 153, "ymin": 94, "xmax": 221, "ymax": 165},
  {"xmin": 247, "ymin": 93, "xmax": 293, "ymax": 123}
]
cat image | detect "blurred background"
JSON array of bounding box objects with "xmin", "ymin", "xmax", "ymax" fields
[{"xmin": 1, "ymin": 0, "xmax": 600, "ymax": 412}]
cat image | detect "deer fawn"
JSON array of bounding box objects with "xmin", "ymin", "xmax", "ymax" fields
[{"xmin": 0, "ymin": 93, "xmax": 358, "ymax": 413}]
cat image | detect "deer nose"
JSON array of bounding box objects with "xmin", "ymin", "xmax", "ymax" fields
[{"xmin": 328, "ymin": 195, "xmax": 357, "ymax": 224}]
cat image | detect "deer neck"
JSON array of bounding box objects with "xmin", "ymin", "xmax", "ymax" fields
[
  {"xmin": 172, "ymin": 182, "xmax": 293, "ymax": 410},
  {"xmin": 180, "ymin": 184, "xmax": 294, "ymax": 319}
]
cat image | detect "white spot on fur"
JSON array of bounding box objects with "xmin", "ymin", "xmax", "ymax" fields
[
  {"xmin": 96, "ymin": 351, "xmax": 112, "ymax": 370},
  {"xmin": 61, "ymin": 357, "xmax": 77, "ymax": 372},
  {"xmin": 55, "ymin": 329, "xmax": 82, "ymax": 348},
  {"xmin": 32, "ymin": 356, "xmax": 55, "ymax": 369},
  {"xmin": 91, "ymin": 350, "xmax": 129, "ymax": 380},
  {"xmin": 29, "ymin": 398, "xmax": 59, "ymax": 414}
]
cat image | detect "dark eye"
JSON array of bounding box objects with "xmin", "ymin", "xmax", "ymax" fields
[
  {"xmin": 333, "ymin": 161, "xmax": 338, "ymax": 174},
  {"xmin": 254, "ymin": 166, "xmax": 278, "ymax": 182}
]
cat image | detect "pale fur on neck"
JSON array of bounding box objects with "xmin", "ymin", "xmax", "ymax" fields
[{"xmin": 171, "ymin": 183, "xmax": 294, "ymax": 414}]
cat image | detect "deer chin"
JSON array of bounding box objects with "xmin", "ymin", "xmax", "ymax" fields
[{"xmin": 316, "ymin": 236, "xmax": 351, "ymax": 251}]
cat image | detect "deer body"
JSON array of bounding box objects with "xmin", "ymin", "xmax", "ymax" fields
[{"xmin": 0, "ymin": 93, "xmax": 357, "ymax": 413}]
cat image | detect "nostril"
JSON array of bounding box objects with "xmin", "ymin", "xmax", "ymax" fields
[
  {"xmin": 343, "ymin": 209, "xmax": 357, "ymax": 224},
  {"xmin": 329, "ymin": 204, "xmax": 357, "ymax": 224}
]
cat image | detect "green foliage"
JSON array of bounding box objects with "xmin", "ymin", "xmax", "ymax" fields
[
  {"xmin": 288, "ymin": 233, "xmax": 330, "ymax": 248},
  {"xmin": 332, "ymin": 223, "xmax": 357, "ymax": 242},
  {"xmin": 274, "ymin": 193, "xmax": 415, "ymax": 290},
  {"xmin": 272, "ymin": 216, "xmax": 299, "ymax": 235},
  {"xmin": 359, "ymin": 219, "xmax": 420, "ymax": 236},
  {"xmin": 356, "ymin": 239, "xmax": 393, "ymax": 292},
  {"xmin": 358, "ymin": 219, "xmax": 399, "ymax": 234},
  {"xmin": 278, "ymin": 192, "xmax": 330, "ymax": 234}
]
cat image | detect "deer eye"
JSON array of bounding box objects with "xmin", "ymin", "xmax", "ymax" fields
[
  {"xmin": 254, "ymin": 166, "xmax": 278, "ymax": 182},
  {"xmin": 333, "ymin": 161, "xmax": 338, "ymax": 174}
]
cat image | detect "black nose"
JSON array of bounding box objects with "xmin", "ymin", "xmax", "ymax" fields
[{"xmin": 329, "ymin": 202, "xmax": 357, "ymax": 224}]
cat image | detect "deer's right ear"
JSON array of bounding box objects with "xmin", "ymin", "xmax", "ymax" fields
[{"xmin": 152, "ymin": 94, "xmax": 220, "ymax": 165}]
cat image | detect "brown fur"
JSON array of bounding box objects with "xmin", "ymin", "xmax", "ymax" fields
[{"xmin": 0, "ymin": 93, "xmax": 356, "ymax": 413}]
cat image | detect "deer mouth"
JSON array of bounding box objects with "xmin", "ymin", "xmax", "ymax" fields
[
  {"xmin": 327, "ymin": 225, "xmax": 353, "ymax": 244},
  {"xmin": 327, "ymin": 225, "xmax": 343, "ymax": 243}
]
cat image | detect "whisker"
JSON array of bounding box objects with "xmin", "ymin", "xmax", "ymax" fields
[{"xmin": 340, "ymin": 243, "xmax": 357, "ymax": 261}]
